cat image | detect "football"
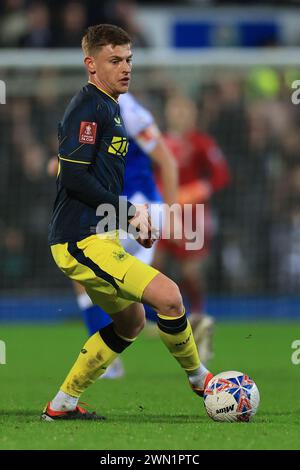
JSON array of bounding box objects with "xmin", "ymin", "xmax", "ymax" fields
[{"xmin": 204, "ymin": 371, "xmax": 260, "ymax": 422}]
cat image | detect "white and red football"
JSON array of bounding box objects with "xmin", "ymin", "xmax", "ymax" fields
[{"xmin": 204, "ymin": 370, "xmax": 260, "ymax": 422}]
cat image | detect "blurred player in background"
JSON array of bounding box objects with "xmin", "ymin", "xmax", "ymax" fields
[{"xmin": 153, "ymin": 94, "xmax": 231, "ymax": 364}]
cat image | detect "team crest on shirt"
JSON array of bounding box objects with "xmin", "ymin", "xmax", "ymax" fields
[
  {"xmin": 112, "ymin": 251, "xmax": 129, "ymax": 262},
  {"xmin": 79, "ymin": 121, "xmax": 97, "ymax": 144}
]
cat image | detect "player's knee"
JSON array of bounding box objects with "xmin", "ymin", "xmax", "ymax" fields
[
  {"xmin": 158, "ymin": 281, "xmax": 183, "ymax": 318},
  {"xmin": 115, "ymin": 307, "xmax": 145, "ymax": 339},
  {"xmin": 132, "ymin": 313, "xmax": 146, "ymax": 336}
]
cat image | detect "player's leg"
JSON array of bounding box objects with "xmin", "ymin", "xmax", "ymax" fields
[
  {"xmin": 73, "ymin": 281, "xmax": 111, "ymax": 335},
  {"xmin": 75, "ymin": 211, "xmax": 158, "ymax": 377},
  {"xmin": 75, "ymin": 238, "xmax": 156, "ymax": 336},
  {"xmin": 43, "ymin": 236, "xmax": 143, "ymax": 420},
  {"xmin": 43, "ymin": 301, "xmax": 143, "ymax": 421},
  {"xmin": 72, "ymin": 280, "xmax": 125, "ymax": 379},
  {"xmin": 180, "ymin": 257, "xmax": 214, "ymax": 365},
  {"xmin": 143, "ymin": 240, "xmax": 169, "ymax": 324},
  {"xmin": 44, "ymin": 235, "xmax": 211, "ymax": 421},
  {"xmin": 73, "ymin": 227, "xmax": 152, "ymax": 379},
  {"xmin": 141, "ymin": 271, "xmax": 212, "ymax": 395},
  {"xmin": 154, "ymin": 238, "xmax": 214, "ymax": 365},
  {"xmin": 56, "ymin": 301, "xmax": 144, "ymax": 397},
  {"xmin": 180, "ymin": 257, "xmax": 205, "ymax": 314},
  {"xmin": 120, "ymin": 193, "xmax": 163, "ymax": 325},
  {"xmin": 77, "ymin": 194, "xmax": 159, "ymax": 345},
  {"xmin": 100, "ymin": 300, "xmax": 148, "ymax": 379}
]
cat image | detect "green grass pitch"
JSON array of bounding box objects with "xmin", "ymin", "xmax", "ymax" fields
[{"xmin": 0, "ymin": 322, "xmax": 299, "ymax": 450}]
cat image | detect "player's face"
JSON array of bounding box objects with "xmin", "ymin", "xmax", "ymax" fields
[
  {"xmin": 165, "ymin": 97, "xmax": 197, "ymax": 133},
  {"xmin": 85, "ymin": 44, "xmax": 132, "ymax": 99}
]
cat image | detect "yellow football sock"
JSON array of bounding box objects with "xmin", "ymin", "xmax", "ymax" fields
[
  {"xmin": 157, "ymin": 312, "xmax": 200, "ymax": 372},
  {"xmin": 60, "ymin": 324, "xmax": 134, "ymax": 397}
]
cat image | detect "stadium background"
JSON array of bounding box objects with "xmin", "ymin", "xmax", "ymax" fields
[{"xmin": 1, "ymin": 0, "xmax": 300, "ymax": 323}]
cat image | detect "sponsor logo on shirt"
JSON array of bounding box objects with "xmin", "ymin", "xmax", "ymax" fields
[
  {"xmin": 114, "ymin": 116, "xmax": 122, "ymax": 126},
  {"xmin": 108, "ymin": 136, "xmax": 129, "ymax": 157}
]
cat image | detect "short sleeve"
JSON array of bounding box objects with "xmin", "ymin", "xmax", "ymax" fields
[
  {"xmin": 119, "ymin": 93, "xmax": 154, "ymax": 138},
  {"xmin": 119, "ymin": 93, "xmax": 160, "ymax": 153}
]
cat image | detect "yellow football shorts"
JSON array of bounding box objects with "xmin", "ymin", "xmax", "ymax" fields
[{"xmin": 51, "ymin": 233, "xmax": 159, "ymax": 314}]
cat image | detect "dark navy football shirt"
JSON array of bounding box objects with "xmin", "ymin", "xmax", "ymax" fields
[{"xmin": 49, "ymin": 82, "xmax": 132, "ymax": 244}]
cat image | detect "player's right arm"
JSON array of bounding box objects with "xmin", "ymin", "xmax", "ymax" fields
[
  {"xmin": 59, "ymin": 158, "xmax": 122, "ymax": 209},
  {"xmin": 49, "ymin": 134, "xmax": 150, "ymax": 239}
]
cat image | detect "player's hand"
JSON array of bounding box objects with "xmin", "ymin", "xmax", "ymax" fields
[
  {"xmin": 137, "ymin": 224, "xmax": 160, "ymax": 248},
  {"xmin": 136, "ymin": 236, "xmax": 154, "ymax": 248},
  {"xmin": 178, "ymin": 181, "xmax": 212, "ymax": 205},
  {"xmin": 129, "ymin": 203, "xmax": 151, "ymax": 240},
  {"xmin": 47, "ymin": 156, "xmax": 59, "ymax": 177}
]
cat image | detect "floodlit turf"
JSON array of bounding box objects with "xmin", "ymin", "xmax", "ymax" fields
[{"xmin": 0, "ymin": 322, "xmax": 299, "ymax": 450}]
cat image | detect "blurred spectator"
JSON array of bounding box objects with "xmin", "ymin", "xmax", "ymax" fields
[
  {"xmin": 21, "ymin": 142, "xmax": 46, "ymax": 182},
  {"xmin": 55, "ymin": 2, "xmax": 87, "ymax": 48},
  {"xmin": 2, "ymin": 56, "xmax": 300, "ymax": 295},
  {"xmin": 0, "ymin": 227, "xmax": 29, "ymax": 288},
  {"xmin": 31, "ymin": 68, "xmax": 66, "ymax": 150},
  {"xmin": 19, "ymin": 2, "xmax": 54, "ymax": 48},
  {"xmin": 0, "ymin": 0, "xmax": 28, "ymax": 47},
  {"xmin": 198, "ymin": 76, "xmax": 278, "ymax": 293},
  {"xmin": 271, "ymin": 123, "xmax": 300, "ymax": 292},
  {"xmin": 109, "ymin": 0, "xmax": 149, "ymax": 47},
  {"xmin": 271, "ymin": 165, "xmax": 300, "ymax": 293}
]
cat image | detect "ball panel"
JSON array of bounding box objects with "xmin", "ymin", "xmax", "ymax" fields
[{"xmin": 204, "ymin": 391, "xmax": 238, "ymax": 422}]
